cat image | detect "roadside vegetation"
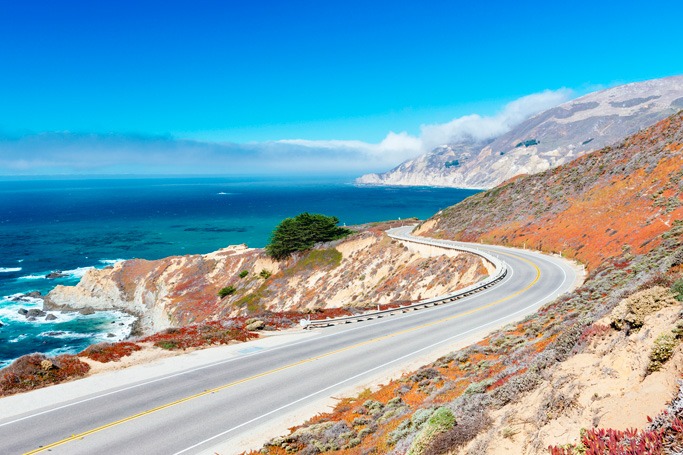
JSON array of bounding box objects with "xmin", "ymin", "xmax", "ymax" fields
[{"xmin": 0, "ymin": 354, "xmax": 90, "ymax": 396}]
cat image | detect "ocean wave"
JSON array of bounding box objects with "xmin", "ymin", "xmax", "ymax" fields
[
  {"xmin": 1, "ymin": 293, "xmax": 43, "ymax": 307},
  {"xmin": 99, "ymin": 259, "xmax": 126, "ymax": 265},
  {"xmin": 60, "ymin": 266, "xmax": 95, "ymax": 279},
  {"xmin": 18, "ymin": 274, "xmax": 46, "ymax": 280},
  {"xmin": 0, "ymin": 267, "xmax": 22, "ymax": 273},
  {"xmin": 39, "ymin": 331, "xmax": 93, "ymax": 340},
  {"xmin": 8, "ymin": 334, "xmax": 27, "ymax": 343}
]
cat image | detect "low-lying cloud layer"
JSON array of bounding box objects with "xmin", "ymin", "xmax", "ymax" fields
[{"xmin": 0, "ymin": 89, "xmax": 572, "ymax": 176}]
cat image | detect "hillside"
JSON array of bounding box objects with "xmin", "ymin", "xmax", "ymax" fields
[
  {"xmin": 357, "ymin": 75, "xmax": 683, "ymax": 189},
  {"xmin": 251, "ymin": 113, "xmax": 683, "ymax": 454},
  {"xmin": 45, "ymin": 222, "xmax": 491, "ymax": 335},
  {"xmin": 417, "ymin": 111, "xmax": 683, "ymax": 269}
]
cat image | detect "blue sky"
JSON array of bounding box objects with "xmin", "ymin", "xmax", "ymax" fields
[{"xmin": 1, "ymin": 0, "xmax": 683, "ymax": 175}]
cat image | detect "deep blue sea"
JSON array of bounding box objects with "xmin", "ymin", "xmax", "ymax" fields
[{"xmin": 0, "ymin": 176, "xmax": 478, "ymax": 367}]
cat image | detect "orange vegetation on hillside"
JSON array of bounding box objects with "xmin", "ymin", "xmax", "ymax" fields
[{"xmin": 422, "ymin": 112, "xmax": 683, "ymax": 269}]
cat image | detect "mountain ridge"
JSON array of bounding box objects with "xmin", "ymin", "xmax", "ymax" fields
[{"xmin": 357, "ymin": 75, "xmax": 683, "ymax": 189}]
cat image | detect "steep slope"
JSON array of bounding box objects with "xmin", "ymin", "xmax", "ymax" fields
[
  {"xmin": 45, "ymin": 223, "xmax": 491, "ymax": 335},
  {"xmin": 252, "ymin": 112, "xmax": 683, "ymax": 455},
  {"xmin": 417, "ymin": 111, "xmax": 683, "ymax": 269},
  {"xmin": 357, "ymin": 75, "xmax": 683, "ymax": 189}
]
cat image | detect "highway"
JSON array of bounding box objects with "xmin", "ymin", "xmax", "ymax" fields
[{"xmin": 0, "ymin": 227, "xmax": 581, "ymax": 455}]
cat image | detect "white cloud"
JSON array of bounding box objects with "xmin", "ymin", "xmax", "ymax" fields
[
  {"xmin": 0, "ymin": 89, "xmax": 573, "ymax": 176},
  {"xmin": 419, "ymin": 89, "xmax": 573, "ymax": 150},
  {"xmin": 275, "ymin": 88, "xmax": 573, "ymax": 167}
]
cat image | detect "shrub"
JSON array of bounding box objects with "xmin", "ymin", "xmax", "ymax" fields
[
  {"xmin": 265, "ymin": 212, "xmax": 352, "ymax": 259},
  {"xmin": 648, "ymin": 333, "xmax": 679, "ymax": 373},
  {"xmin": 672, "ymin": 279, "xmax": 683, "ymax": 301},
  {"xmin": 239, "ymin": 270, "xmax": 249, "ymax": 278},
  {"xmin": 218, "ymin": 285, "xmax": 236, "ymax": 298},
  {"xmin": 259, "ymin": 269, "xmax": 272, "ymax": 279},
  {"xmin": 79, "ymin": 342, "xmax": 142, "ymax": 363},
  {"xmin": 548, "ymin": 426, "xmax": 668, "ymax": 454},
  {"xmin": 1, "ymin": 354, "xmax": 90, "ymax": 396},
  {"xmin": 611, "ymin": 286, "xmax": 677, "ymax": 332},
  {"xmin": 141, "ymin": 321, "xmax": 257, "ymax": 350},
  {"xmin": 408, "ymin": 407, "xmax": 457, "ymax": 455},
  {"xmin": 425, "ymin": 414, "xmax": 491, "ymax": 454}
]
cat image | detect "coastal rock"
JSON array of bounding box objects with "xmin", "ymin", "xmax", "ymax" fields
[
  {"xmin": 45, "ymin": 314, "xmax": 57, "ymax": 321},
  {"xmin": 17, "ymin": 308, "xmax": 28, "ymax": 315},
  {"xmin": 46, "ymin": 271, "xmax": 69, "ymax": 279},
  {"xmin": 245, "ymin": 320, "xmax": 265, "ymax": 331},
  {"xmin": 26, "ymin": 309, "xmax": 46, "ymax": 318},
  {"xmin": 10, "ymin": 291, "xmax": 43, "ymax": 302}
]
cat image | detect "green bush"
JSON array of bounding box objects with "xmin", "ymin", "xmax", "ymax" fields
[
  {"xmin": 648, "ymin": 333, "xmax": 679, "ymax": 373},
  {"xmin": 259, "ymin": 269, "xmax": 272, "ymax": 279},
  {"xmin": 408, "ymin": 407, "xmax": 456, "ymax": 455},
  {"xmin": 218, "ymin": 285, "xmax": 236, "ymax": 298},
  {"xmin": 265, "ymin": 212, "xmax": 352, "ymax": 259},
  {"xmin": 239, "ymin": 270, "xmax": 248, "ymax": 278},
  {"xmin": 672, "ymin": 279, "xmax": 683, "ymax": 301}
]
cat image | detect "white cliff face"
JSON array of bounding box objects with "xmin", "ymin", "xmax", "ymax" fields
[
  {"xmin": 357, "ymin": 75, "xmax": 683, "ymax": 189},
  {"xmin": 45, "ymin": 245, "xmax": 265, "ymax": 334}
]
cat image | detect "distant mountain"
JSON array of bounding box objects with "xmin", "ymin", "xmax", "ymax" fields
[
  {"xmin": 417, "ymin": 110, "xmax": 683, "ymax": 269},
  {"xmin": 357, "ymin": 75, "xmax": 683, "ymax": 189}
]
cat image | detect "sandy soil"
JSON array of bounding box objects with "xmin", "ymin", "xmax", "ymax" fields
[{"xmin": 458, "ymin": 298, "xmax": 683, "ymax": 454}]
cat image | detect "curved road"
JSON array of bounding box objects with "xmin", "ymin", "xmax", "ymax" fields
[{"xmin": 0, "ymin": 228, "xmax": 581, "ymax": 455}]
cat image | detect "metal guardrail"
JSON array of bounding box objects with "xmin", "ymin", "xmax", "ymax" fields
[{"xmin": 304, "ymin": 225, "xmax": 508, "ymax": 328}]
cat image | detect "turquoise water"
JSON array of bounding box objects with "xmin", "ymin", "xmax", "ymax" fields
[{"xmin": 0, "ymin": 176, "xmax": 478, "ymax": 367}]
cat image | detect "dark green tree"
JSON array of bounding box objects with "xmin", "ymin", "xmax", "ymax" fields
[{"xmin": 266, "ymin": 212, "xmax": 352, "ymax": 259}]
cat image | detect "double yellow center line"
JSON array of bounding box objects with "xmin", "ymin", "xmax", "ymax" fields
[{"xmin": 25, "ymin": 252, "xmax": 540, "ymax": 455}]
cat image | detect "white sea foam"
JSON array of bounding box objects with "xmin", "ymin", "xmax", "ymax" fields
[
  {"xmin": 61, "ymin": 266, "xmax": 95, "ymax": 279},
  {"xmin": 92, "ymin": 310, "xmax": 137, "ymax": 341},
  {"xmin": 8, "ymin": 334, "xmax": 27, "ymax": 343},
  {"xmin": 99, "ymin": 259, "xmax": 126, "ymax": 265},
  {"xmin": 2, "ymin": 293, "xmax": 43, "ymax": 307},
  {"xmin": 18, "ymin": 274, "xmax": 46, "ymax": 280},
  {"xmin": 0, "ymin": 267, "xmax": 22, "ymax": 273},
  {"xmin": 0, "ymin": 294, "xmax": 83, "ymax": 324}
]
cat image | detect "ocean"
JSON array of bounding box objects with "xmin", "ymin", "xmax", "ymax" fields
[{"xmin": 0, "ymin": 176, "xmax": 478, "ymax": 367}]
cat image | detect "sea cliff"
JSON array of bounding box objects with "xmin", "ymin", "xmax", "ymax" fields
[{"xmin": 45, "ymin": 223, "xmax": 492, "ymax": 335}]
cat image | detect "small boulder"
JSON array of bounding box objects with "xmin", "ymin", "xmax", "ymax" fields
[
  {"xmin": 45, "ymin": 271, "xmax": 68, "ymax": 279},
  {"xmin": 17, "ymin": 308, "xmax": 28, "ymax": 316},
  {"xmin": 45, "ymin": 314, "xmax": 58, "ymax": 321},
  {"xmin": 27, "ymin": 309, "xmax": 46, "ymax": 317},
  {"xmin": 246, "ymin": 320, "xmax": 266, "ymax": 331}
]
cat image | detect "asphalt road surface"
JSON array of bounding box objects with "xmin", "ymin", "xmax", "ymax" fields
[{"xmin": 0, "ymin": 228, "xmax": 580, "ymax": 455}]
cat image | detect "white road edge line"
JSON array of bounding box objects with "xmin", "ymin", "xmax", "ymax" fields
[
  {"xmin": 175, "ymin": 260, "xmax": 569, "ymax": 455},
  {"xmin": 0, "ymin": 261, "xmax": 513, "ymax": 428}
]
